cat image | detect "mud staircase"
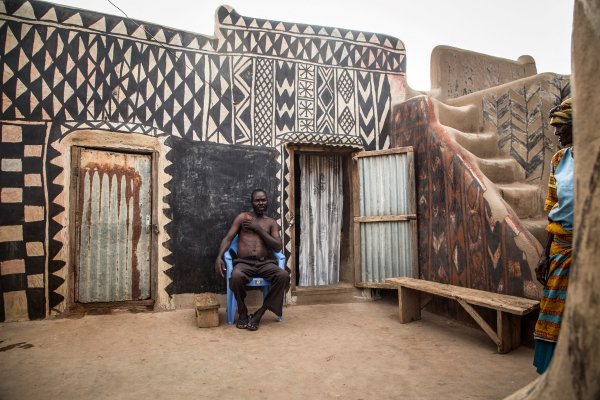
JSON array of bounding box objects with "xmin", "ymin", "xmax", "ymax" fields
[{"xmin": 436, "ymin": 103, "xmax": 547, "ymax": 245}]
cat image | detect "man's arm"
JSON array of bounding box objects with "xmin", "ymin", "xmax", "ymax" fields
[
  {"xmin": 242, "ymin": 218, "xmax": 282, "ymax": 252},
  {"xmin": 214, "ymin": 213, "xmax": 245, "ymax": 278},
  {"xmin": 269, "ymin": 220, "xmax": 283, "ymax": 253}
]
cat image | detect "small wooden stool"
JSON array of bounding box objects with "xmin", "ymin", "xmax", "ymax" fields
[{"xmin": 195, "ymin": 293, "xmax": 220, "ymax": 328}]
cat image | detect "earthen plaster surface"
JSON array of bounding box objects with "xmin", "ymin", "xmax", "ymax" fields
[{"xmin": 0, "ymin": 300, "xmax": 538, "ymax": 400}]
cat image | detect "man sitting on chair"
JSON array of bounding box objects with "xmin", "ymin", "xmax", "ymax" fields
[{"xmin": 215, "ymin": 189, "xmax": 289, "ymax": 331}]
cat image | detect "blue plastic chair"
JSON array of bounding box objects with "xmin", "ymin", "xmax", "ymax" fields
[{"xmin": 224, "ymin": 235, "xmax": 286, "ymax": 325}]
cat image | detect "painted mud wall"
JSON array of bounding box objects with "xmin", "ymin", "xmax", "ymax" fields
[
  {"xmin": 0, "ymin": 0, "xmax": 406, "ymax": 320},
  {"xmin": 391, "ymin": 97, "xmax": 537, "ymax": 298},
  {"xmin": 480, "ymin": 75, "xmax": 570, "ymax": 193},
  {"xmin": 165, "ymin": 140, "xmax": 280, "ymax": 294},
  {"xmin": 441, "ymin": 72, "xmax": 570, "ymax": 244},
  {"xmin": 430, "ymin": 46, "xmax": 538, "ymax": 100}
]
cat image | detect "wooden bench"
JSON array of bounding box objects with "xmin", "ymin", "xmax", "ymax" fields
[{"xmin": 385, "ymin": 277, "xmax": 539, "ymax": 353}]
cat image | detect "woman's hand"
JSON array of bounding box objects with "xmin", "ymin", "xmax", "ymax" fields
[{"xmin": 535, "ymin": 256, "xmax": 549, "ymax": 286}]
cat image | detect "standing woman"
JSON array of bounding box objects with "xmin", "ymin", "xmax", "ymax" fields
[{"xmin": 533, "ymin": 98, "xmax": 574, "ymax": 374}]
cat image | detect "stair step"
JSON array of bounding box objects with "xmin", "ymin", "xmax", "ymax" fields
[
  {"xmin": 453, "ymin": 131, "xmax": 499, "ymax": 158},
  {"xmin": 520, "ymin": 217, "xmax": 549, "ymax": 245},
  {"xmin": 435, "ymin": 100, "xmax": 479, "ymax": 132},
  {"xmin": 477, "ymin": 157, "xmax": 525, "ymax": 183},
  {"xmin": 496, "ymin": 183, "xmax": 541, "ymax": 218}
]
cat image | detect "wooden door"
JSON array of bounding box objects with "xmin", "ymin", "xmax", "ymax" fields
[
  {"xmin": 353, "ymin": 147, "xmax": 418, "ymax": 287},
  {"xmin": 73, "ymin": 148, "xmax": 153, "ymax": 303}
]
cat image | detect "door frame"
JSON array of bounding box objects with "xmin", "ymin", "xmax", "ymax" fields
[
  {"xmin": 285, "ymin": 143, "xmax": 358, "ymax": 292},
  {"xmin": 68, "ymin": 145, "xmax": 159, "ymax": 312}
]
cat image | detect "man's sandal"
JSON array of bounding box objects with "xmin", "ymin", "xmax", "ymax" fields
[
  {"xmin": 247, "ymin": 315, "xmax": 260, "ymax": 331},
  {"xmin": 236, "ymin": 315, "xmax": 250, "ymax": 329}
]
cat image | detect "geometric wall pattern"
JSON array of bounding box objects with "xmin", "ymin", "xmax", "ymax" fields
[
  {"xmin": 482, "ymin": 75, "xmax": 570, "ymax": 186},
  {"xmin": 43, "ymin": 121, "xmax": 173, "ymax": 317},
  {"xmin": 215, "ymin": 7, "xmax": 406, "ymax": 74},
  {"xmin": 1, "ymin": 2, "xmax": 400, "ymax": 148},
  {"xmin": 0, "ymin": 122, "xmax": 47, "ymax": 321},
  {"xmin": 392, "ymin": 97, "xmax": 538, "ymax": 300},
  {"xmin": 0, "ymin": 0, "xmax": 405, "ymax": 320}
]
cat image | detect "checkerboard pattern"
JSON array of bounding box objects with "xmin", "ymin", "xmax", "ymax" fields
[{"xmin": 0, "ymin": 122, "xmax": 47, "ymax": 321}]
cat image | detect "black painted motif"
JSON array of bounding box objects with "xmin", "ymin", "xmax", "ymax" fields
[
  {"xmin": 163, "ymin": 140, "xmax": 280, "ymax": 294},
  {"xmin": 0, "ymin": 0, "xmax": 404, "ymax": 320}
]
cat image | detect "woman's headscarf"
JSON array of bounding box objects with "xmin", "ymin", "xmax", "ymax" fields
[{"xmin": 549, "ymin": 98, "xmax": 573, "ymax": 126}]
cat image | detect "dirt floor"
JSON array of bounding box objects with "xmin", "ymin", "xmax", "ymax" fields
[{"xmin": 0, "ymin": 298, "xmax": 537, "ymax": 400}]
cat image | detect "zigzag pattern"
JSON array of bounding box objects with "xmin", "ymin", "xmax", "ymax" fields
[
  {"xmin": 232, "ymin": 56, "xmax": 253, "ymax": 144},
  {"xmin": 316, "ymin": 67, "xmax": 335, "ymax": 134},
  {"xmin": 1, "ymin": 4, "xmax": 400, "ymax": 149},
  {"xmin": 373, "ymin": 73, "xmax": 391, "ymax": 150},
  {"xmin": 204, "ymin": 55, "xmax": 232, "ymax": 143},
  {"xmin": 2, "ymin": 1, "xmax": 214, "ymax": 50},
  {"xmin": 483, "ymin": 93, "xmax": 511, "ymax": 147},
  {"xmin": 159, "ymin": 136, "xmax": 179, "ymax": 301},
  {"xmin": 215, "ymin": 6, "xmax": 406, "ymax": 74},
  {"xmin": 59, "ymin": 120, "xmax": 161, "ymax": 136},
  {"xmin": 217, "ymin": 6, "xmax": 404, "ymax": 49},
  {"xmin": 107, "ymin": 39, "xmax": 136, "ymax": 124},
  {"xmin": 0, "ymin": 1, "xmax": 406, "ymax": 319},
  {"xmin": 357, "ymin": 71, "xmax": 376, "ymax": 145},
  {"xmin": 276, "ymin": 132, "xmax": 363, "ymax": 147},
  {"xmin": 274, "ymin": 61, "xmax": 295, "ymax": 135},
  {"xmin": 166, "ymin": 51, "xmax": 205, "ymax": 140},
  {"xmin": 0, "ymin": 18, "xmax": 209, "ymax": 139},
  {"xmin": 274, "ymin": 145, "xmax": 284, "ymax": 267},
  {"xmin": 44, "ymin": 121, "xmax": 174, "ymax": 315},
  {"xmin": 482, "ymin": 76, "xmax": 570, "ymax": 186},
  {"xmin": 282, "ymin": 146, "xmax": 293, "ymax": 264},
  {"xmin": 47, "ymin": 133, "xmax": 67, "ymax": 314},
  {"xmin": 508, "ymin": 84, "xmax": 544, "ymax": 182}
]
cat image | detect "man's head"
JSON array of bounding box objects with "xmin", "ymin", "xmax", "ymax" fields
[
  {"xmin": 251, "ymin": 189, "xmax": 268, "ymax": 216},
  {"xmin": 549, "ymin": 98, "xmax": 573, "ymax": 147}
]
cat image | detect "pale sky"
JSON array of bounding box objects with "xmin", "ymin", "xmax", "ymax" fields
[{"xmin": 50, "ymin": 0, "xmax": 573, "ymax": 90}]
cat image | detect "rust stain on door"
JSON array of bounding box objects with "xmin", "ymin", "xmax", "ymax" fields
[{"xmin": 76, "ymin": 148, "xmax": 152, "ymax": 303}]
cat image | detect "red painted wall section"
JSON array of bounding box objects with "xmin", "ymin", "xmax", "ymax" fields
[{"xmin": 390, "ymin": 96, "xmax": 540, "ymax": 299}]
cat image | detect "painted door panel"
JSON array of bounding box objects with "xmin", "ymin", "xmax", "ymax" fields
[
  {"xmin": 76, "ymin": 148, "xmax": 152, "ymax": 302},
  {"xmin": 353, "ymin": 147, "xmax": 418, "ymax": 284}
]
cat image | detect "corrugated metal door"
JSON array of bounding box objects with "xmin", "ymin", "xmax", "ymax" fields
[
  {"xmin": 75, "ymin": 148, "xmax": 152, "ymax": 303},
  {"xmin": 353, "ymin": 147, "xmax": 417, "ymax": 285}
]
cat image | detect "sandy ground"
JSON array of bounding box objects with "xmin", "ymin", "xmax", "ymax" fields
[{"xmin": 0, "ymin": 298, "xmax": 537, "ymax": 400}]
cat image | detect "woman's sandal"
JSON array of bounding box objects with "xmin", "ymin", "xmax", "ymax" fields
[{"xmin": 236, "ymin": 315, "xmax": 250, "ymax": 329}]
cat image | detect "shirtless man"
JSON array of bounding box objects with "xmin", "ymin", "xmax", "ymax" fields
[{"xmin": 215, "ymin": 189, "xmax": 289, "ymax": 331}]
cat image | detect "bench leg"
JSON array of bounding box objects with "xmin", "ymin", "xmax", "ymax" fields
[
  {"xmin": 497, "ymin": 311, "xmax": 521, "ymax": 354},
  {"xmin": 457, "ymin": 299, "xmax": 502, "ymax": 352},
  {"xmin": 398, "ymin": 287, "xmax": 421, "ymax": 323}
]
